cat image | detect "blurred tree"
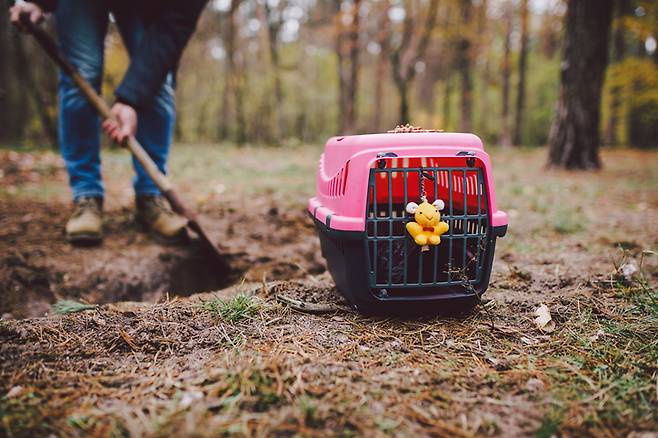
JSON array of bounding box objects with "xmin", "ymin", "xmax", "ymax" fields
[
  {"xmin": 0, "ymin": 10, "xmax": 57, "ymax": 146},
  {"xmin": 371, "ymin": 2, "xmax": 390, "ymax": 132},
  {"xmin": 220, "ymin": 0, "xmax": 247, "ymax": 144},
  {"xmin": 11, "ymin": 32, "xmax": 57, "ymax": 147},
  {"xmin": 475, "ymin": 0, "xmax": 490, "ymax": 136},
  {"xmin": 537, "ymin": 5, "xmax": 562, "ymax": 59},
  {"xmin": 512, "ymin": 0, "xmax": 529, "ymax": 146},
  {"xmin": 334, "ymin": 0, "xmax": 361, "ymax": 134},
  {"xmin": 0, "ymin": 7, "xmax": 22, "ymax": 142},
  {"xmin": 548, "ymin": 0, "xmax": 614, "ymax": 169},
  {"xmin": 388, "ymin": 0, "xmax": 439, "ymax": 124},
  {"xmin": 259, "ymin": 0, "xmax": 286, "ymax": 142},
  {"xmin": 456, "ymin": 0, "xmax": 473, "ymax": 131},
  {"xmin": 622, "ymin": 0, "xmax": 658, "ymax": 147},
  {"xmin": 604, "ymin": 0, "xmax": 630, "ymax": 145},
  {"xmin": 499, "ymin": 1, "xmax": 512, "ymax": 147},
  {"xmin": 442, "ymin": 77, "xmax": 453, "ymax": 131}
]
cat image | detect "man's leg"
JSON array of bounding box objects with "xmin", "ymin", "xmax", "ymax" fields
[
  {"xmin": 55, "ymin": 0, "xmax": 108, "ymax": 202},
  {"xmin": 131, "ymin": 74, "xmax": 175, "ymax": 196},
  {"xmin": 55, "ymin": 0, "xmax": 108, "ymax": 244},
  {"xmin": 113, "ymin": 10, "xmax": 185, "ymax": 242},
  {"xmin": 112, "ymin": 11, "xmax": 175, "ymax": 196}
]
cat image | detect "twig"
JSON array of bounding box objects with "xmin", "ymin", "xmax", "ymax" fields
[{"xmin": 275, "ymin": 294, "xmax": 338, "ymax": 314}]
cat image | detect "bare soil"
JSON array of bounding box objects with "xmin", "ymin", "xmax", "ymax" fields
[
  {"xmin": 0, "ymin": 198, "xmax": 325, "ymax": 319},
  {"xmin": 0, "ymin": 147, "xmax": 657, "ymax": 437}
]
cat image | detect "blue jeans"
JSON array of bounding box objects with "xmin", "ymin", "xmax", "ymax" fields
[{"xmin": 55, "ymin": 0, "xmax": 175, "ymax": 201}]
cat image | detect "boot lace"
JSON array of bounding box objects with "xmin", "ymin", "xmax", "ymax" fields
[{"xmin": 72, "ymin": 197, "xmax": 100, "ymax": 218}]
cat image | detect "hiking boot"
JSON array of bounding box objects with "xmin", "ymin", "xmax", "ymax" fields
[
  {"xmin": 135, "ymin": 195, "xmax": 187, "ymax": 243},
  {"xmin": 66, "ymin": 197, "xmax": 103, "ymax": 245}
]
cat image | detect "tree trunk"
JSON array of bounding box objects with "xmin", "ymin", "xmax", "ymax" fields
[
  {"xmin": 260, "ymin": 0, "xmax": 286, "ymax": 142},
  {"xmin": 388, "ymin": 0, "xmax": 439, "ymax": 126},
  {"xmin": 218, "ymin": 4, "xmax": 235, "ymax": 140},
  {"xmin": 12, "ymin": 32, "xmax": 58, "ymax": 147},
  {"xmin": 499, "ymin": 3, "xmax": 512, "ymax": 147},
  {"xmin": 396, "ymin": 79, "xmax": 410, "ymax": 125},
  {"xmin": 457, "ymin": 0, "xmax": 473, "ymax": 132},
  {"xmin": 335, "ymin": 0, "xmax": 361, "ymax": 134},
  {"xmin": 371, "ymin": 1, "xmax": 390, "ymax": 131},
  {"xmin": 476, "ymin": 0, "xmax": 489, "ymax": 135},
  {"xmin": 443, "ymin": 77, "xmax": 452, "ymax": 130},
  {"xmin": 0, "ymin": 7, "xmax": 14, "ymax": 141},
  {"xmin": 372, "ymin": 48, "xmax": 387, "ymax": 131},
  {"xmin": 220, "ymin": 0, "xmax": 246, "ymax": 144},
  {"xmin": 512, "ymin": 0, "xmax": 529, "ymax": 146},
  {"xmin": 547, "ymin": 0, "xmax": 614, "ymax": 169}
]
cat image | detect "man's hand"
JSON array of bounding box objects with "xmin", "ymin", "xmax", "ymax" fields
[
  {"xmin": 9, "ymin": 2, "xmax": 44, "ymax": 30},
  {"xmin": 102, "ymin": 103, "xmax": 137, "ymax": 145}
]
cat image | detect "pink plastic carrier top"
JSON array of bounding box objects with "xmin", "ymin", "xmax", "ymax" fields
[{"xmin": 308, "ymin": 132, "xmax": 508, "ymax": 232}]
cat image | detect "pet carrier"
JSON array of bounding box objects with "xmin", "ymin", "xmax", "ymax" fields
[{"xmin": 308, "ymin": 129, "xmax": 508, "ymax": 315}]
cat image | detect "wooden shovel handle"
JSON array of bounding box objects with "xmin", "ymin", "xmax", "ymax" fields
[
  {"xmin": 20, "ymin": 14, "xmax": 229, "ymax": 266},
  {"xmin": 20, "ymin": 14, "xmax": 179, "ymax": 208}
]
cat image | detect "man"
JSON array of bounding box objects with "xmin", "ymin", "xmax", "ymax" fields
[{"xmin": 9, "ymin": 0, "xmax": 207, "ymax": 244}]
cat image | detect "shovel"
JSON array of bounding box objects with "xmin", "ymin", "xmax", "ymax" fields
[{"xmin": 20, "ymin": 14, "xmax": 229, "ymax": 270}]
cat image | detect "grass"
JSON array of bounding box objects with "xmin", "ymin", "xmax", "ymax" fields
[
  {"xmin": 0, "ymin": 142, "xmax": 321, "ymax": 206},
  {"xmin": 1, "ymin": 145, "xmax": 657, "ymax": 436},
  {"xmin": 539, "ymin": 274, "xmax": 658, "ymax": 432},
  {"xmin": 535, "ymin": 413, "xmax": 562, "ymax": 438},
  {"xmin": 203, "ymin": 294, "xmax": 260, "ymax": 323},
  {"xmin": 1, "ymin": 268, "xmax": 657, "ymax": 436}
]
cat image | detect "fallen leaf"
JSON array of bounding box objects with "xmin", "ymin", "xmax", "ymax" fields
[
  {"xmin": 6, "ymin": 386, "xmax": 23, "ymax": 398},
  {"xmin": 534, "ymin": 304, "xmax": 556, "ymax": 333},
  {"xmin": 521, "ymin": 336, "xmax": 539, "ymax": 345},
  {"xmin": 589, "ymin": 329, "xmax": 605, "ymax": 342},
  {"xmin": 620, "ymin": 261, "xmax": 638, "ymax": 280},
  {"xmin": 180, "ymin": 390, "xmax": 204, "ymax": 408},
  {"xmin": 525, "ymin": 378, "xmax": 545, "ymax": 393}
]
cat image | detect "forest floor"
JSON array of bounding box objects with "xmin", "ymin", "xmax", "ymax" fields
[{"xmin": 0, "ymin": 144, "xmax": 657, "ymax": 437}]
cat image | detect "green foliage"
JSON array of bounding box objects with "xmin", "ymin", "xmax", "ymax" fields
[
  {"xmin": 0, "ymin": 391, "xmax": 50, "ymax": 436},
  {"xmin": 523, "ymin": 52, "xmax": 560, "ymax": 146},
  {"xmin": 535, "ymin": 413, "xmax": 563, "ymax": 438},
  {"xmin": 52, "ymin": 300, "xmax": 97, "ymax": 315},
  {"xmin": 605, "ymin": 58, "xmax": 658, "ymax": 147}
]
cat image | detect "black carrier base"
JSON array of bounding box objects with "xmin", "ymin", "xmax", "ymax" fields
[{"xmin": 313, "ymin": 215, "xmax": 506, "ymax": 316}]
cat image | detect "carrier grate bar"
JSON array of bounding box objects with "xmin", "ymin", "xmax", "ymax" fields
[
  {"xmin": 368, "ymin": 214, "xmax": 488, "ymax": 222},
  {"xmin": 476, "ymin": 171, "xmax": 483, "ymax": 282},
  {"xmin": 376, "ymin": 166, "xmax": 478, "ymax": 172},
  {"xmin": 374, "ymin": 279, "xmax": 479, "ymax": 288},
  {"xmin": 462, "ymin": 170, "xmax": 467, "ymax": 278},
  {"xmin": 365, "ymin": 234, "xmax": 488, "ymax": 241},
  {"xmin": 448, "ymin": 169, "xmax": 454, "ymax": 283},
  {"xmin": 400, "ymin": 170, "xmax": 409, "ymax": 286},
  {"xmin": 365, "ymin": 165, "xmax": 490, "ymax": 290}
]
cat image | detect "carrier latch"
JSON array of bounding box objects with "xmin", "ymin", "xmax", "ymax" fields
[
  {"xmin": 376, "ymin": 152, "xmax": 398, "ymax": 169},
  {"xmin": 456, "ymin": 150, "xmax": 476, "ymax": 167}
]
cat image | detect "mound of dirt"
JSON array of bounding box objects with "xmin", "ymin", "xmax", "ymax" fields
[{"xmin": 0, "ymin": 199, "xmax": 326, "ymax": 319}]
